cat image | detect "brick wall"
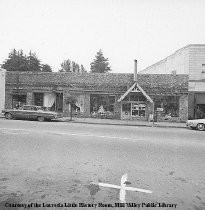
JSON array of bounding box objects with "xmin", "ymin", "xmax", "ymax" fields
[
  {"xmin": 5, "ymin": 90, "xmax": 12, "ymax": 109},
  {"xmin": 0, "ymin": 69, "xmax": 6, "ymax": 112},
  {"xmin": 114, "ymin": 95, "xmax": 121, "ymax": 119},
  {"xmin": 179, "ymin": 94, "xmax": 188, "ymax": 122}
]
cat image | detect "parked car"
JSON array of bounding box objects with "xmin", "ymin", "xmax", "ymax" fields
[
  {"xmin": 186, "ymin": 118, "xmax": 205, "ymax": 131},
  {"xmin": 2, "ymin": 105, "xmax": 63, "ymax": 122}
]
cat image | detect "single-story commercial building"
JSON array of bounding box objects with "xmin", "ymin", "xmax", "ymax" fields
[{"xmin": 4, "ymin": 71, "xmax": 188, "ymax": 122}]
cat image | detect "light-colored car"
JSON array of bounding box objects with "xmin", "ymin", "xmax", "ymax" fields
[
  {"xmin": 186, "ymin": 118, "xmax": 205, "ymax": 131},
  {"xmin": 2, "ymin": 105, "xmax": 63, "ymax": 122}
]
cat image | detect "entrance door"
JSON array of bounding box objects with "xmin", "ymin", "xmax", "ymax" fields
[
  {"xmin": 121, "ymin": 103, "xmax": 131, "ymax": 120},
  {"xmin": 131, "ymin": 103, "xmax": 146, "ymax": 118}
]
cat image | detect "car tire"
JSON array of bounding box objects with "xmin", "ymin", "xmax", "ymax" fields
[
  {"xmin": 5, "ymin": 113, "xmax": 13, "ymax": 120},
  {"xmin": 37, "ymin": 116, "xmax": 45, "ymax": 122},
  {"xmin": 196, "ymin": 123, "xmax": 205, "ymax": 131}
]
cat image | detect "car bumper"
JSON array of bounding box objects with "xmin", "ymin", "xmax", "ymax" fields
[{"xmin": 186, "ymin": 122, "xmax": 196, "ymax": 128}]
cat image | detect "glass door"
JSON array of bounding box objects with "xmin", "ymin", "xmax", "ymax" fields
[{"xmin": 131, "ymin": 103, "xmax": 146, "ymax": 118}]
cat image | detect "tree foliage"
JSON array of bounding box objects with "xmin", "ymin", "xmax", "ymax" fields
[
  {"xmin": 65, "ymin": 95, "xmax": 77, "ymax": 106},
  {"xmin": 41, "ymin": 64, "xmax": 52, "ymax": 72},
  {"xmin": 1, "ymin": 49, "xmax": 52, "ymax": 72},
  {"xmin": 60, "ymin": 59, "xmax": 71, "ymax": 72},
  {"xmin": 90, "ymin": 49, "xmax": 111, "ymax": 73},
  {"xmin": 64, "ymin": 95, "xmax": 77, "ymax": 120},
  {"xmin": 59, "ymin": 59, "xmax": 87, "ymax": 73},
  {"xmin": 27, "ymin": 51, "xmax": 41, "ymax": 72}
]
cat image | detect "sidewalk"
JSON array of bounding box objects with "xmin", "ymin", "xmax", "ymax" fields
[
  {"xmin": 0, "ymin": 114, "xmax": 186, "ymax": 128},
  {"xmin": 61, "ymin": 117, "xmax": 186, "ymax": 129}
]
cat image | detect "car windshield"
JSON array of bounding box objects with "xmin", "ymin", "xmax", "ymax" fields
[
  {"xmin": 40, "ymin": 107, "xmax": 50, "ymax": 111},
  {"xmin": 18, "ymin": 106, "xmax": 50, "ymax": 111}
]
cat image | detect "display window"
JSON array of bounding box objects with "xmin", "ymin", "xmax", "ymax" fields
[
  {"xmin": 154, "ymin": 96, "xmax": 179, "ymax": 117},
  {"xmin": 132, "ymin": 103, "xmax": 146, "ymax": 117},
  {"xmin": 90, "ymin": 94, "xmax": 115, "ymax": 118},
  {"xmin": 12, "ymin": 95, "xmax": 26, "ymax": 108}
]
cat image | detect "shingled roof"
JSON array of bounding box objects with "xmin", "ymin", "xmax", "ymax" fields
[{"xmin": 6, "ymin": 72, "xmax": 188, "ymax": 94}]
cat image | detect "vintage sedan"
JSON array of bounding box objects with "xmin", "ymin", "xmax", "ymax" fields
[
  {"xmin": 186, "ymin": 118, "xmax": 205, "ymax": 131},
  {"xmin": 2, "ymin": 105, "xmax": 63, "ymax": 122}
]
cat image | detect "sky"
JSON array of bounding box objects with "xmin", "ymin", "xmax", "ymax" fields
[{"xmin": 0, "ymin": 0, "xmax": 205, "ymax": 73}]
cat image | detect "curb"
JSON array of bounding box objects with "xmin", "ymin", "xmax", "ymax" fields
[
  {"xmin": 0, "ymin": 116, "xmax": 186, "ymax": 129},
  {"xmin": 64, "ymin": 119, "xmax": 186, "ymax": 129}
]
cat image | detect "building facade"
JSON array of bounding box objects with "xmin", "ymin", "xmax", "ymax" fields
[
  {"xmin": 5, "ymin": 71, "xmax": 188, "ymax": 122},
  {"xmin": 0, "ymin": 68, "xmax": 6, "ymax": 114},
  {"xmin": 139, "ymin": 44, "xmax": 205, "ymax": 119}
]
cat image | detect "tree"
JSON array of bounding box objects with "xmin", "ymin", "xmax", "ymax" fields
[
  {"xmin": 65, "ymin": 95, "xmax": 77, "ymax": 120},
  {"xmin": 1, "ymin": 49, "xmax": 49, "ymax": 72},
  {"xmin": 41, "ymin": 64, "xmax": 52, "ymax": 72},
  {"xmin": 60, "ymin": 59, "xmax": 71, "ymax": 72},
  {"xmin": 1, "ymin": 49, "xmax": 28, "ymax": 71},
  {"xmin": 59, "ymin": 59, "xmax": 86, "ymax": 73},
  {"xmin": 80, "ymin": 64, "xmax": 86, "ymax": 73},
  {"xmin": 27, "ymin": 51, "xmax": 41, "ymax": 72},
  {"xmin": 72, "ymin": 61, "xmax": 80, "ymax": 73},
  {"xmin": 90, "ymin": 49, "xmax": 111, "ymax": 73}
]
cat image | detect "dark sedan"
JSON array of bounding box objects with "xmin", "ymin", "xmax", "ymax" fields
[{"xmin": 2, "ymin": 105, "xmax": 63, "ymax": 122}]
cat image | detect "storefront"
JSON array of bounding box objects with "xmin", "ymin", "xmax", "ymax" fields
[
  {"xmin": 118, "ymin": 82, "xmax": 153, "ymax": 120},
  {"xmin": 90, "ymin": 94, "xmax": 115, "ymax": 118},
  {"xmin": 4, "ymin": 72, "xmax": 188, "ymax": 122},
  {"xmin": 33, "ymin": 91, "xmax": 63, "ymax": 112},
  {"xmin": 121, "ymin": 95, "xmax": 146, "ymax": 120}
]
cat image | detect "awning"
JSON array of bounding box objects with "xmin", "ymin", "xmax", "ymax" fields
[{"xmin": 117, "ymin": 82, "xmax": 153, "ymax": 103}]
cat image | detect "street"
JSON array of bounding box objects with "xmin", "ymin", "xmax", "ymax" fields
[{"xmin": 0, "ymin": 118, "xmax": 205, "ymax": 210}]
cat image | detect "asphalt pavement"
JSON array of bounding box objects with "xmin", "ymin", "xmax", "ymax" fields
[{"xmin": 0, "ymin": 119, "xmax": 204, "ymax": 210}]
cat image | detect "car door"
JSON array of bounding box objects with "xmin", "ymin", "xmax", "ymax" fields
[
  {"xmin": 29, "ymin": 106, "xmax": 38, "ymax": 120},
  {"xmin": 20, "ymin": 106, "xmax": 32, "ymax": 119},
  {"xmin": 13, "ymin": 107, "xmax": 26, "ymax": 119}
]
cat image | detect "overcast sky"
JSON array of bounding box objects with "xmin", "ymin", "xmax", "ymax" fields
[{"xmin": 0, "ymin": 0, "xmax": 205, "ymax": 73}]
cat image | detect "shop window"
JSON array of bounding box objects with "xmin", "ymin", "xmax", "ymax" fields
[
  {"xmin": 132, "ymin": 103, "xmax": 139, "ymax": 116},
  {"xmin": 12, "ymin": 95, "xmax": 26, "ymax": 108},
  {"xmin": 124, "ymin": 94, "xmax": 146, "ymax": 102},
  {"xmin": 123, "ymin": 96, "xmax": 129, "ymax": 101},
  {"xmin": 202, "ymin": 64, "xmax": 205, "ymax": 73},
  {"xmin": 122, "ymin": 103, "xmax": 131, "ymax": 112},
  {"xmin": 34, "ymin": 93, "xmax": 44, "ymax": 107},
  {"xmin": 132, "ymin": 103, "xmax": 146, "ymax": 117},
  {"xmin": 139, "ymin": 95, "xmax": 146, "ymax": 101},
  {"xmin": 130, "ymin": 94, "xmax": 139, "ymax": 101},
  {"xmin": 55, "ymin": 93, "xmax": 63, "ymax": 112},
  {"xmin": 139, "ymin": 104, "xmax": 146, "ymax": 116},
  {"xmin": 90, "ymin": 94, "xmax": 115, "ymax": 118},
  {"xmin": 154, "ymin": 96, "xmax": 179, "ymax": 117}
]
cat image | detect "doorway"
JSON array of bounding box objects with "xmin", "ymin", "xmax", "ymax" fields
[{"xmin": 12, "ymin": 95, "xmax": 26, "ymax": 108}]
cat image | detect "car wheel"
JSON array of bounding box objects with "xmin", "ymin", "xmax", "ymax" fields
[
  {"xmin": 37, "ymin": 116, "xmax": 45, "ymax": 122},
  {"xmin": 5, "ymin": 113, "xmax": 13, "ymax": 120},
  {"xmin": 196, "ymin": 123, "xmax": 205, "ymax": 131}
]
